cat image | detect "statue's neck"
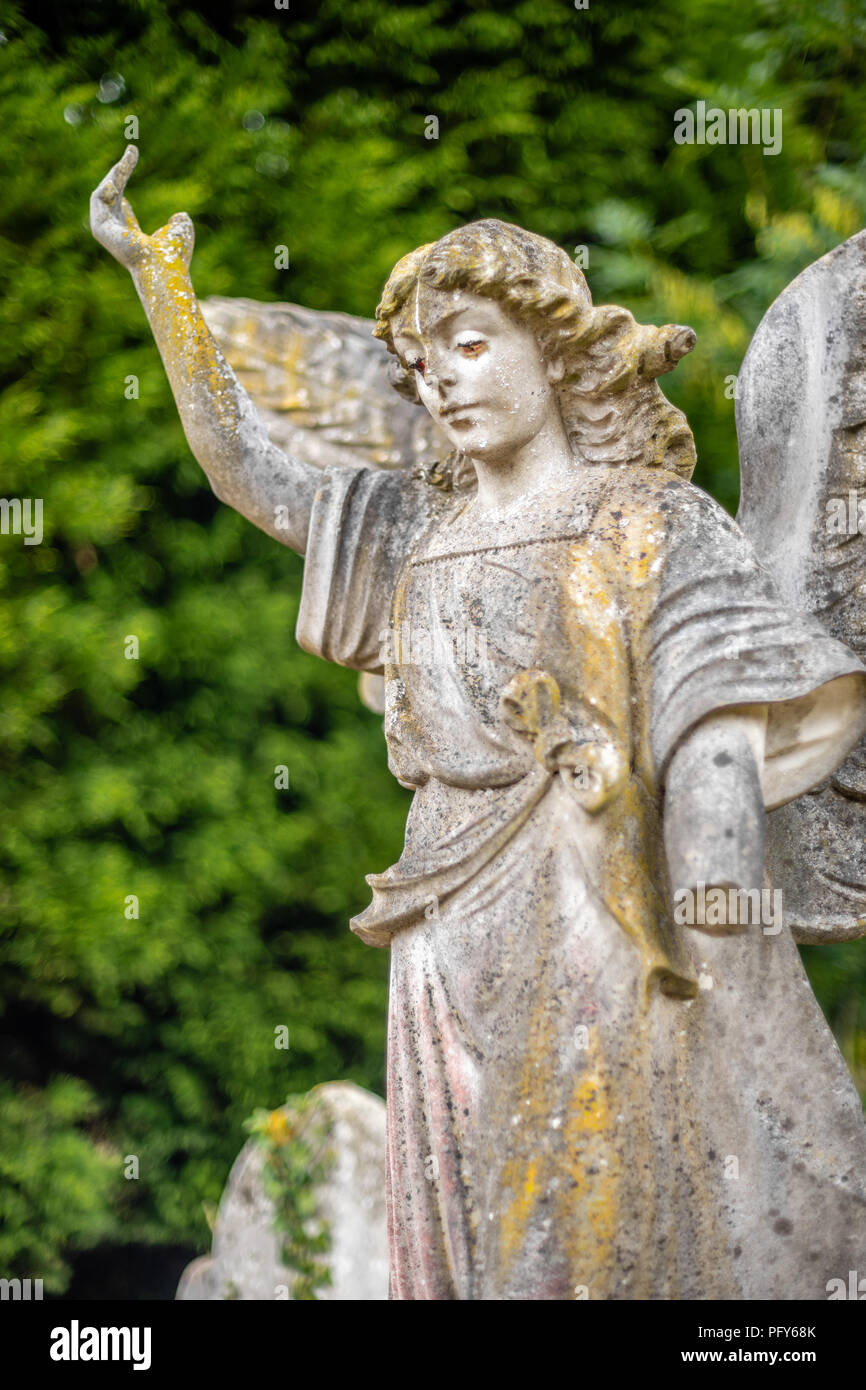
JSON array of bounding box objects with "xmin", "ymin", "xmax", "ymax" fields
[{"xmin": 471, "ymin": 415, "xmax": 581, "ymax": 515}]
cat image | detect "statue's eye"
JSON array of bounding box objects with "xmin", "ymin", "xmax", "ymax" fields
[{"xmin": 457, "ymin": 339, "xmax": 486, "ymax": 358}]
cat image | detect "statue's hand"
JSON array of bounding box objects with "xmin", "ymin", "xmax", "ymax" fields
[
  {"xmin": 555, "ymin": 739, "xmax": 628, "ymax": 814},
  {"xmin": 499, "ymin": 669, "xmax": 628, "ymax": 813},
  {"xmin": 90, "ymin": 145, "xmax": 194, "ymax": 272}
]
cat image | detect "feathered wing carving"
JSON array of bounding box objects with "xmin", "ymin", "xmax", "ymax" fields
[
  {"xmin": 201, "ymin": 296, "xmax": 449, "ymax": 472},
  {"xmin": 201, "ymin": 296, "xmax": 451, "ymax": 714},
  {"xmin": 736, "ymin": 229, "xmax": 866, "ymax": 942}
]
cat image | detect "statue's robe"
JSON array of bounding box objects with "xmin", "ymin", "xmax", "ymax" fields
[{"xmin": 297, "ymin": 461, "xmax": 866, "ymax": 1300}]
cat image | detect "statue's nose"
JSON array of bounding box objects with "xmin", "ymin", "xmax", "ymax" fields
[{"xmin": 425, "ymin": 350, "xmax": 456, "ymax": 390}]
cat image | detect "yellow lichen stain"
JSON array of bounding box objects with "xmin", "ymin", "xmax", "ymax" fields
[
  {"xmin": 567, "ymin": 1075, "xmax": 607, "ymax": 1134},
  {"xmin": 559, "ymin": 471, "xmax": 699, "ymax": 1002},
  {"xmin": 136, "ymin": 238, "xmax": 242, "ymax": 436},
  {"xmin": 565, "ymin": 545, "xmax": 631, "ymax": 753},
  {"xmin": 496, "ymin": 951, "xmax": 624, "ymax": 1294},
  {"xmin": 561, "ymin": 1073, "xmax": 618, "ymax": 1258},
  {"xmin": 522, "ymin": 1161, "xmax": 540, "ymax": 1201},
  {"xmin": 498, "ymin": 1002, "xmax": 621, "ymax": 1295}
]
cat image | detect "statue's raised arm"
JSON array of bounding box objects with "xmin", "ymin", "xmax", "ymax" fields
[{"xmin": 90, "ymin": 146, "xmax": 319, "ymax": 553}]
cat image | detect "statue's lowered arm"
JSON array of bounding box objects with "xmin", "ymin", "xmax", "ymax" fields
[{"xmin": 663, "ymin": 708, "xmax": 768, "ymax": 933}]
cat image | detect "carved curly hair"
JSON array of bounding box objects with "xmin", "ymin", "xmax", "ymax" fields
[{"xmin": 373, "ymin": 218, "xmax": 697, "ymax": 483}]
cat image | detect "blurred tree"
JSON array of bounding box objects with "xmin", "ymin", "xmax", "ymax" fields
[{"xmin": 0, "ymin": 0, "xmax": 865, "ymax": 1293}]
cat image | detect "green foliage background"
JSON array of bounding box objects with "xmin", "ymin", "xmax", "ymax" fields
[{"xmin": 1, "ymin": 0, "xmax": 866, "ymax": 1294}]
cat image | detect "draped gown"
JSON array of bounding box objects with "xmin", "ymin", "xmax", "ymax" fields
[{"xmin": 296, "ymin": 458, "xmax": 866, "ymax": 1300}]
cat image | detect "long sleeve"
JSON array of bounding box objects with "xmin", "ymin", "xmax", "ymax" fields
[
  {"xmin": 646, "ymin": 480, "xmax": 866, "ymax": 808},
  {"xmin": 295, "ymin": 466, "xmax": 452, "ymax": 672}
]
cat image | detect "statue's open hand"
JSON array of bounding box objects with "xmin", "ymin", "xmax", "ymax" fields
[{"xmin": 90, "ymin": 145, "xmax": 194, "ymax": 272}]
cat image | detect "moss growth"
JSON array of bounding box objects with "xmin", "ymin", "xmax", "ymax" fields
[{"xmin": 246, "ymin": 1092, "xmax": 335, "ymax": 1300}]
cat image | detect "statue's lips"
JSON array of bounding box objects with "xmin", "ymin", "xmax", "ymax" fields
[{"xmin": 440, "ymin": 403, "xmax": 480, "ymax": 419}]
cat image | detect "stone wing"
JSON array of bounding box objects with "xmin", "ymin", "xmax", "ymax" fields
[
  {"xmin": 201, "ymin": 295, "xmax": 448, "ymax": 472},
  {"xmin": 736, "ymin": 229, "xmax": 866, "ymax": 942}
]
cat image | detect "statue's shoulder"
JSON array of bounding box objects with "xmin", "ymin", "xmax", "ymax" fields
[
  {"xmin": 593, "ymin": 467, "xmax": 742, "ymax": 542},
  {"xmin": 591, "ymin": 465, "xmax": 695, "ymax": 509},
  {"xmin": 577, "ymin": 468, "xmax": 754, "ymax": 595}
]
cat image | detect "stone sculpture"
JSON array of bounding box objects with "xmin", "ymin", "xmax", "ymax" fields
[
  {"xmin": 92, "ymin": 146, "xmax": 866, "ymax": 1300},
  {"xmin": 176, "ymin": 1082, "xmax": 388, "ymax": 1301}
]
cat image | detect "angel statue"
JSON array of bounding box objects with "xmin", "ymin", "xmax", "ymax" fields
[{"xmin": 91, "ymin": 145, "xmax": 866, "ymax": 1301}]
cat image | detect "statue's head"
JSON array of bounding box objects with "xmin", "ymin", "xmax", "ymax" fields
[{"xmin": 374, "ymin": 219, "xmax": 696, "ymax": 483}]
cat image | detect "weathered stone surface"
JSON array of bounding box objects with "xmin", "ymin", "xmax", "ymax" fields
[
  {"xmin": 176, "ymin": 1082, "xmax": 387, "ymax": 1301},
  {"xmin": 201, "ymin": 296, "xmax": 450, "ymax": 474},
  {"xmin": 92, "ymin": 148, "xmax": 866, "ymax": 1301},
  {"xmin": 736, "ymin": 228, "xmax": 866, "ymax": 940}
]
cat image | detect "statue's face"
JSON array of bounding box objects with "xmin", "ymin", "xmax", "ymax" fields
[{"xmin": 391, "ymin": 284, "xmax": 563, "ymax": 463}]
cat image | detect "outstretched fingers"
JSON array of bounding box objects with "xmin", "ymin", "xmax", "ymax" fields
[{"xmin": 90, "ymin": 146, "xmax": 147, "ymax": 265}]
